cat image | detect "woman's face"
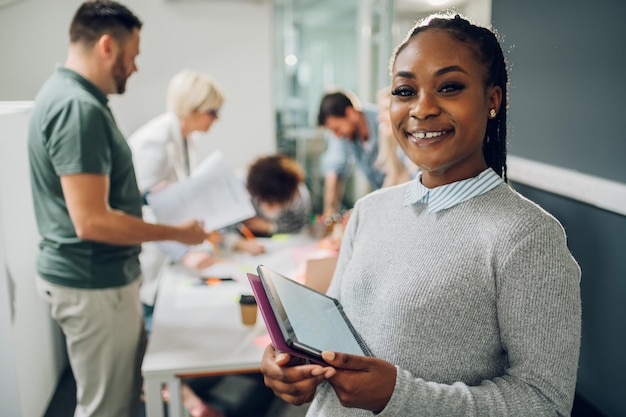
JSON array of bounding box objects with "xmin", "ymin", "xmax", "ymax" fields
[
  {"xmin": 390, "ymin": 28, "xmax": 501, "ymax": 188},
  {"xmin": 258, "ymin": 201, "xmax": 283, "ymax": 220},
  {"xmin": 193, "ymin": 109, "xmax": 219, "ymax": 133}
]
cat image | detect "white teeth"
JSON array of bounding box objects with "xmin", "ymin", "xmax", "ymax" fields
[{"xmin": 414, "ymin": 131, "xmax": 445, "ymax": 139}]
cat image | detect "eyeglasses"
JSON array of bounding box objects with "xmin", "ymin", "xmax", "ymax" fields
[{"xmin": 206, "ymin": 109, "xmax": 219, "ymax": 118}]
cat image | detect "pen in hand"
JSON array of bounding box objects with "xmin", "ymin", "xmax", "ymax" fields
[
  {"xmin": 238, "ymin": 223, "xmax": 256, "ymax": 241},
  {"xmin": 206, "ymin": 230, "xmax": 222, "ymax": 256}
]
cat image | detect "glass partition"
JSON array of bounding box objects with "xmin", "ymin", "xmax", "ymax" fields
[{"xmin": 273, "ymin": 0, "xmax": 491, "ymax": 212}]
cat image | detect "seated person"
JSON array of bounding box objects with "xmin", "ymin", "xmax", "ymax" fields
[{"xmin": 224, "ymin": 154, "xmax": 312, "ymax": 253}]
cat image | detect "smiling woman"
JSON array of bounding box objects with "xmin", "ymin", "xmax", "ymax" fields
[
  {"xmin": 260, "ymin": 13, "xmax": 581, "ymax": 417},
  {"xmin": 390, "ymin": 15, "xmax": 505, "ymax": 188}
]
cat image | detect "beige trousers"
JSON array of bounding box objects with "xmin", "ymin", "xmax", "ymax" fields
[{"xmin": 36, "ymin": 277, "xmax": 147, "ymax": 417}]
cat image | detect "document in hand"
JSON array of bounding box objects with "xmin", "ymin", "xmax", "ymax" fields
[
  {"xmin": 146, "ymin": 150, "xmax": 256, "ymax": 231},
  {"xmin": 248, "ymin": 265, "xmax": 372, "ymax": 365}
]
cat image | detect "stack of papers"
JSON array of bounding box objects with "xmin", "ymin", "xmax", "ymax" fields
[{"xmin": 146, "ymin": 150, "xmax": 256, "ymax": 231}]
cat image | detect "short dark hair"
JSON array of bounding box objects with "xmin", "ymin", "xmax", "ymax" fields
[
  {"xmin": 69, "ymin": 0, "xmax": 142, "ymax": 46},
  {"xmin": 246, "ymin": 154, "xmax": 304, "ymax": 205},
  {"xmin": 317, "ymin": 91, "xmax": 353, "ymax": 126}
]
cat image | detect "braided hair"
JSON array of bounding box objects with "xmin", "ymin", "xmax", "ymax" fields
[{"xmin": 390, "ymin": 14, "xmax": 509, "ymax": 181}]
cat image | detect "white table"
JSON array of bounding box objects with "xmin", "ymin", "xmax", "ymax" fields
[{"xmin": 142, "ymin": 234, "xmax": 322, "ymax": 417}]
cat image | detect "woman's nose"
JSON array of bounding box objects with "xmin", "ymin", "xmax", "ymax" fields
[{"xmin": 409, "ymin": 92, "xmax": 440, "ymax": 120}]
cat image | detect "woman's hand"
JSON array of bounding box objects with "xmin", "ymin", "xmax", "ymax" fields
[
  {"xmin": 234, "ymin": 238, "xmax": 266, "ymax": 255},
  {"xmin": 182, "ymin": 251, "xmax": 217, "ymax": 270},
  {"xmin": 243, "ymin": 217, "xmax": 274, "ymax": 235},
  {"xmin": 321, "ymin": 351, "xmax": 397, "ymax": 413},
  {"xmin": 260, "ymin": 345, "xmax": 334, "ymax": 406},
  {"xmin": 206, "ymin": 230, "xmax": 222, "ymax": 245},
  {"xmin": 149, "ymin": 180, "xmax": 172, "ymax": 194}
]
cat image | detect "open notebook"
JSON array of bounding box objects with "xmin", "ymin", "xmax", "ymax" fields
[{"xmin": 247, "ymin": 265, "xmax": 372, "ymax": 365}]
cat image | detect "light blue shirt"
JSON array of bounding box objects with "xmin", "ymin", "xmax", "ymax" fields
[
  {"xmin": 321, "ymin": 104, "xmax": 385, "ymax": 189},
  {"xmin": 404, "ymin": 168, "xmax": 504, "ymax": 213}
]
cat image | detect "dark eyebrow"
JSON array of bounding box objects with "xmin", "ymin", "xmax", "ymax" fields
[
  {"xmin": 435, "ymin": 65, "xmax": 468, "ymax": 77},
  {"xmin": 394, "ymin": 65, "xmax": 468, "ymax": 80},
  {"xmin": 393, "ymin": 70, "xmax": 415, "ymax": 79}
]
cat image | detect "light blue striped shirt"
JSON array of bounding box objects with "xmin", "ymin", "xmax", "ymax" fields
[{"xmin": 404, "ymin": 168, "xmax": 504, "ymax": 213}]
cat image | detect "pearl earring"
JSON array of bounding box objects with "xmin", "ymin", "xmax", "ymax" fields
[{"xmin": 489, "ymin": 109, "xmax": 497, "ymax": 119}]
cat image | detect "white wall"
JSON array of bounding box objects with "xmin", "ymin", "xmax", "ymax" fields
[{"xmin": 0, "ymin": 0, "xmax": 275, "ymax": 170}]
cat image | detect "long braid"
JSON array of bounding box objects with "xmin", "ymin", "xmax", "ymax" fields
[
  {"xmin": 478, "ymin": 25, "xmax": 508, "ymax": 182},
  {"xmin": 390, "ymin": 13, "xmax": 509, "ymax": 181}
]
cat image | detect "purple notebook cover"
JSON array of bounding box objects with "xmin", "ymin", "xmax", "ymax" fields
[{"xmin": 247, "ymin": 273, "xmax": 326, "ymax": 365}]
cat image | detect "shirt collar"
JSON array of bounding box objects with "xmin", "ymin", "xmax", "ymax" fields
[
  {"xmin": 404, "ymin": 168, "xmax": 504, "ymax": 213},
  {"xmin": 57, "ymin": 66, "xmax": 108, "ymax": 106}
]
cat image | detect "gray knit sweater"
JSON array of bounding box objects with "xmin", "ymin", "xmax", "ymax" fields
[{"xmin": 307, "ymin": 182, "xmax": 581, "ymax": 417}]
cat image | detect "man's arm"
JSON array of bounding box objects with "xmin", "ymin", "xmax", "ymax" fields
[
  {"xmin": 61, "ymin": 173, "xmax": 207, "ymax": 245},
  {"xmin": 321, "ymin": 133, "xmax": 349, "ymax": 216},
  {"xmin": 323, "ymin": 171, "xmax": 344, "ymax": 216}
]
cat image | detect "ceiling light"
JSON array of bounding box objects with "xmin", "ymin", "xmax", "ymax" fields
[{"xmin": 285, "ymin": 54, "xmax": 298, "ymax": 66}]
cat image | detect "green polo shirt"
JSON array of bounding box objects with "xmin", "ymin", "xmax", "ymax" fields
[{"xmin": 28, "ymin": 67, "xmax": 142, "ymax": 289}]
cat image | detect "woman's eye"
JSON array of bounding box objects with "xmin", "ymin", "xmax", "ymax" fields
[
  {"xmin": 391, "ymin": 86, "xmax": 414, "ymax": 97},
  {"xmin": 439, "ymin": 82, "xmax": 465, "ymax": 93}
]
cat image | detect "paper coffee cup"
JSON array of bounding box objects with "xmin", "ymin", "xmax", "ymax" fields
[{"xmin": 239, "ymin": 294, "xmax": 257, "ymax": 325}]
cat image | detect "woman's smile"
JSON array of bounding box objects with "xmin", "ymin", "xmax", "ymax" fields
[{"xmin": 406, "ymin": 129, "xmax": 452, "ymax": 145}]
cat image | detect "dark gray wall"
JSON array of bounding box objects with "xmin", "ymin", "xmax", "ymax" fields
[
  {"xmin": 492, "ymin": 1, "xmax": 626, "ymax": 416},
  {"xmin": 512, "ymin": 183, "xmax": 625, "ymax": 417},
  {"xmin": 493, "ymin": 0, "xmax": 626, "ymax": 184}
]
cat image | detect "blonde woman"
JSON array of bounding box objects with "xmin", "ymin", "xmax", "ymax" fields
[
  {"xmin": 128, "ymin": 69, "xmax": 228, "ymax": 417},
  {"xmin": 131, "ymin": 70, "xmax": 224, "ymax": 190}
]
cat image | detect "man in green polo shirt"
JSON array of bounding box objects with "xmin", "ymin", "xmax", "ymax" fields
[{"xmin": 27, "ymin": 2, "xmax": 209, "ymax": 416}]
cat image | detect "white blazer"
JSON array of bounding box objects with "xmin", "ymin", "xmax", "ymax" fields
[
  {"xmin": 128, "ymin": 112, "xmax": 197, "ymax": 191},
  {"xmin": 128, "ymin": 112, "xmax": 197, "ymax": 306}
]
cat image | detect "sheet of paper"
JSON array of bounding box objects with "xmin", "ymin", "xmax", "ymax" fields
[{"xmin": 146, "ymin": 150, "xmax": 256, "ymax": 231}]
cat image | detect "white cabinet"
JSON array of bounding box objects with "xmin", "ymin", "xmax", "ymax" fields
[{"xmin": 0, "ymin": 102, "xmax": 66, "ymax": 417}]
